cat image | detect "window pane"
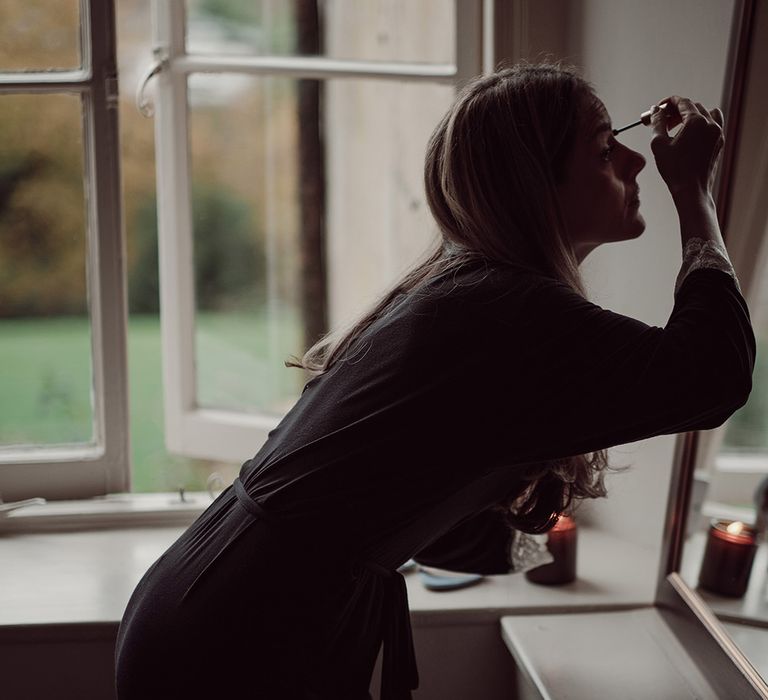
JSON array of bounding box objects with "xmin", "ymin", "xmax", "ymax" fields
[
  {"xmin": 116, "ymin": 0, "xmax": 237, "ymax": 491},
  {"xmin": 0, "ymin": 0, "xmax": 81, "ymax": 72},
  {"xmin": 0, "ymin": 94, "xmax": 92, "ymax": 447},
  {"xmin": 186, "ymin": 73, "xmax": 453, "ymax": 416},
  {"xmin": 188, "ymin": 73, "xmax": 305, "ymax": 416},
  {"xmin": 186, "ymin": 0, "xmax": 455, "ymax": 64},
  {"xmin": 720, "ymin": 347, "xmax": 768, "ymax": 453},
  {"xmin": 697, "ymin": 267, "xmax": 768, "ymax": 515},
  {"xmin": 722, "ymin": 270, "xmax": 768, "ymax": 452}
]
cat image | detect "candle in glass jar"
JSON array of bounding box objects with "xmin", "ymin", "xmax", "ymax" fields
[
  {"xmin": 525, "ymin": 514, "xmax": 577, "ymax": 585},
  {"xmin": 698, "ymin": 519, "xmax": 757, "ymax": 598}
]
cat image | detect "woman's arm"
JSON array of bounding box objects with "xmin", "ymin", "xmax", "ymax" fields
[
  {"xmin": 468, "ymin": 261, "xmax": 755, "ymax": 466},
  {"xmin": 412, "ymin": 507, "xmax": 512, "ymax": 575},
  {"xmin": 487, "ymin": 96, "xmax": 749, "ymax": 461}
]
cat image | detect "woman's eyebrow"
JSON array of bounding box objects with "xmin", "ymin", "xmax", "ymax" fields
[{"xmin": 589, "ymin": 121, "xmax": 613, "ymax": 140}]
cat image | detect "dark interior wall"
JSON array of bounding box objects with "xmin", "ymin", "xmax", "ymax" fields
[
  {"xmin": 0, "ymin": 624, "xmax": 118, "ymax": 700},
  {"xmin": 1, "ymin": 620, "xmax": 520, "ymax": 700}
]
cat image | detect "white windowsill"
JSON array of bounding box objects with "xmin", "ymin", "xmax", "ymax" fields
[{"xmin": 0, "ymin": 524, "xmax": 657, "ymax": 631}]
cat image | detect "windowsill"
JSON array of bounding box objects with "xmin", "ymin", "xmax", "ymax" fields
[
  {"xmin": 0, "ymin": 524, "xmax": 657, "ymax": 631},
  {"xmin": 501, "ymin": 608, "xmax": 725, "ymax": 699},
  {"xmin": 0, "ymin": 491, "xmax": 211, "ymax": 533}
]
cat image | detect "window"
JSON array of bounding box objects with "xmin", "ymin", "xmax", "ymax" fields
[
  {"xmin": 0, "ymin": 0, "xmax": 483, "ymax": 502},
  {"xmin": 0, "ymin": 0, "xmax": 130, "ymax": 501},
  {"xmin": 692, "ymin": 13, "xmax": 768, "ymax": 529},
  {"xmin": 699, "ymin": 241, "xmax": 768, "ymax": 522},
  {"xmin": 148, "ymin": 0, "xmax": 482, "ymax": 468}
]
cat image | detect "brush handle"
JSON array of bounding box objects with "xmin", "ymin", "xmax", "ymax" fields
[{"xmin": 640, "ymin": 102, "xmax": 669, "ymax": 125}]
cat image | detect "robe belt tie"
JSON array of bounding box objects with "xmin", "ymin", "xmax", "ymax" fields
[
  {"xmin": 232, "ymin": 477, "xmax": 419, "ymax": 700},
  {"xmin": 362, "ymin": 562, "xmax": 419, "ymax": 700},
  {"xmin": 233, "ymin": 476, "xmax": 275, "ymax": 522}
]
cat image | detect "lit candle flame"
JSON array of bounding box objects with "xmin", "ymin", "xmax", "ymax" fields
[{"xmin": 726, "ymin": 521, "xmax": 745, "ymax": 535}]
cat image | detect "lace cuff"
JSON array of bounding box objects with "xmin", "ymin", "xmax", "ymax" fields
[
  {"xmin": 508, "ymin": 530, "xmax": 554, "ymax": 573},
  {"xmin": 674, "ymin": 237, "xmax": 741, "ymax": 296}
]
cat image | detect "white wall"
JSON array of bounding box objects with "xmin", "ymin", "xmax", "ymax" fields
[{"xmin": 563, "ymin": 0, "xmax": 736, "ymax": 551}]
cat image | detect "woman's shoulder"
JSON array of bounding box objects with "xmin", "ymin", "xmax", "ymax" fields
[{"xmin": 422, "ymin": 256, "xmax": 563, "ymax": 305}]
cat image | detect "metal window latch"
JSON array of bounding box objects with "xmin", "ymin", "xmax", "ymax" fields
[{"xmin": 135, "ymin": 50, "xmax": 168, "ymax": 118}]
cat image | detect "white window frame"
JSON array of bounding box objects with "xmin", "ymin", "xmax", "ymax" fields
[
  {"xmin": 0, "ymin": 0, "xmax": 130, "ymax": 501},
  {"xmin": 150, "ymin": 0, "xmax": 484, "ymax": 463}
]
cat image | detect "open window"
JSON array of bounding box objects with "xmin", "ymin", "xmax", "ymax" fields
[
  {"xmin": 688, "ymin": 0, "xmax": 768, "ymax": 540},
  {"xmin": 148, "ymin": 0, "xmax": 483, "ymax": 463}
]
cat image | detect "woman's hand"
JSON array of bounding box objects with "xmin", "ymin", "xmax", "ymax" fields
[{"xmin": 649, "ymin": 95, "xmax": 724, "ymax": 203}]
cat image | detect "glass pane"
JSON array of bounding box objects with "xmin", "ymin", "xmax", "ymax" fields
[
  {"xmin": 186, "ymin": 0, "xmax": 455, "ymax": 64},
  {"xmin": 189, "ymin": 73, "xmax": 305, "ymax": 416},
  {"xmin": 722, "ymin": 269, "xmax": 768, "ymax": 452},
  {"xmin": 679, "ymin": 259, "xmax": 768, "ymax": 619},
  {"xmin": 187, "ymin": 73, "xmax": 454, "ymax": 417},
  {"xmin": 117, "ymin": 0, "xmax": 239, "ymax": 493},
  {"xmin": 0, "ymin": 0, "xmax": 81, "ymax": 72},
  {"xmin": 688, "ymin": 267, "xmax": 768, "ymax": 519},
  {"xmin": 0, "ymin": 94, "xmax": 93, "ymax": 447}
]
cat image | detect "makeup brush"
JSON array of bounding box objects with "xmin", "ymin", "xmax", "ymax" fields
[{"xmin": 612, "ymin": 103, "xmax": 669, "ymax": 135}]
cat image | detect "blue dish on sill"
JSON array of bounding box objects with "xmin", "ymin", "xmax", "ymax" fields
[
  {"xmin": 397, "ymin": 558, "xmax": 418, "ymax": 573},
  {"xmin": 418, "ymin": 570, "xmax": 484, "ymax": 591}
]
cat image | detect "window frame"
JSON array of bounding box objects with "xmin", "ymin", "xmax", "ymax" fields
[
  {"xmin": 0, "ymin": 0, "xmax": 130, "ymax": 501},
  {"xmin": 150, "ymin": 0, "xmax": 484, "ymax": 463},
  {"xmin": 694, "ymin": 0, "xmax": 768, "ymax": 507}
]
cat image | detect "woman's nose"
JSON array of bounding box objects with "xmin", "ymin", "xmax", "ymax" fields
[{"xmin": 626, "ymin": 147, "xmax": 646, "ymax": 178}]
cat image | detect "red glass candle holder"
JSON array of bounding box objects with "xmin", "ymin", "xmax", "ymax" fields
[
  {"xmin": 698, "ymin": 519, "xmax": 757, "ymax": 598},
  {"xmin": 525, "ymin": 515, "xmax": 577, "ymax": 585}
]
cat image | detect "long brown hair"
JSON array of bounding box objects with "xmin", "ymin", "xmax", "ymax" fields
[{"xmin": 289, "ymin": 62, "xmax": 613, "ymax": 533}]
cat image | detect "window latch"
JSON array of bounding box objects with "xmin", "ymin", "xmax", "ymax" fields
[{"xmin": 136, "ymin": 53, "xmax": 168, "ymax": 118}]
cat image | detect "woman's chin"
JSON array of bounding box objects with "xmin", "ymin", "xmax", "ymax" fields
[{"xmin": 626, "ymin": 213, "xmax": 646, "ymax": 239}]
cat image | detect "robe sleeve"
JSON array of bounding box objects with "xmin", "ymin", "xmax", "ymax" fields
[
  {"xmin": 417, "ymin": 244, "xmax": 754, "ymax": 575},
  {"xmin": 412, "ymin": 507, "xmax": 513, "ymax": 575},
  {"xmin": 473, "ymin": 263, "xmax": 756, "ymax": 465}
]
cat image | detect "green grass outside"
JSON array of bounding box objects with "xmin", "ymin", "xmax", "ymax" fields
[
  {"xmin": 0, "ymin": 317, "xmax": 93, "ymax": 445},
  {"xmin": 2, "ymin": 314, "xmax": 767, "ymax": 492},
  {"xmin": 1, "ymin": 311, "xmax": 305, "ymax": 492}
]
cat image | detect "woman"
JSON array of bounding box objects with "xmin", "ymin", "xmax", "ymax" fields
[{"xmin": 116, "ymin": 64, "xmax": 754, "ymax": 699}]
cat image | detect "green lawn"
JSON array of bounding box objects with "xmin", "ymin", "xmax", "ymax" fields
[
  {"xmin": 1, "ymin": 311, "xmax": 305, "ymax": 492},
  {"xmin": 2, "ymin": 313, "xmax": 767, "ymax": 493},
  {"xmin": 0, "ymin": 317, "xmax": 93, "ymax": 445}
]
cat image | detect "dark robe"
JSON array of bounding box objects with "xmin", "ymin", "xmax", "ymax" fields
[{"xmin": 115, "ymin": 260, "xmax": 755, "ymax": 700}]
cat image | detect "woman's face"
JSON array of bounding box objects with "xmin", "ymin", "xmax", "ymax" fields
[{"xmin": 557, "ymin": 94, "xmax": 647, "ymax": 263}]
